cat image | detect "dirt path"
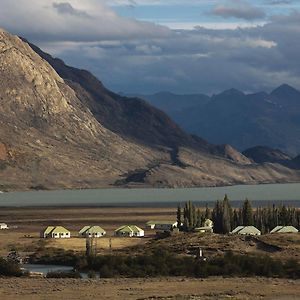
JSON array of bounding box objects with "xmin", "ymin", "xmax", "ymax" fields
[{"xmin": 0, "ymin": 277, "xmax": 299, "ymax": 300}]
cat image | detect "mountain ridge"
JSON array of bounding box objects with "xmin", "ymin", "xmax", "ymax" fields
[
  {"xmin": 1, "ymin": 28, "xmax": 300, "ymax": 190},
  {"xmin": 137, "ymin": 85, "xmax": 300, "ymax": 155}
]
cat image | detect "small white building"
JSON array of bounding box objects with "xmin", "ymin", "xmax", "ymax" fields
[
  {"xmin": 146, "ymin": 221, "xmax": 178, "ymax": 230},
  {"xmin": 41, "ymin": 226, "xmax": 71, "ymax": 239},
  {"xmin": 270, "ymin": 226, "xmax": 298, "ymax": 234},
  {"xmin": 79, "ymin": 225, "xmax": 106, "ymax": 238},
  {"xmin": 0, "ymin": 223, "xmax": 8, "ymax": 230},
  {"xmin": 231, "ymin": 226, "xmax": 261, "ymax": 236},
  {"xmin": 195, "ymin": 219, "xmax": 214, "ymax": 233},
  {"xmin": 115, "ymin": 225, "xmax": 144, "ymax": 237}
]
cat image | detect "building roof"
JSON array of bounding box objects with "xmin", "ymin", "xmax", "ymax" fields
[
  {"xmin": 43, "ymin": 226, "xmax": 70, "ymax": 234},
  {"xmin": 51, "ymin": 226, "xmax": 70, "ymax": 234},
  {"xmin": 231, "ymin": 226, "xmax": 244, "ymax": 234},
  {"xmin": 115, "ymin": 225, "xmax": 143, "ymax": 233},
  {"xmin": 195, "ymin": 226, "xmax": 213, "ymax": 231},
  {"xmin": 79, "ymin": 226, "xmax": 90, "ymax": 235},
  {"xmin": 146, "ymin": 221, "xmax": 177, "ymax": 225},
  {"xmin": 204, "ymin": 219, "xmax": 213, "ymax": 227},
  {"xmin": 231, "ymin": 226, "xmax": 261, "ymax": 235},
  {"xmin": 43, "ymin": 226, "xmax": 55, "ymax": 235},
  {"xmin": 270, "ymin": 226, "xmax": 299, "ymax": 233},
  {"xmin": 80, "ymin": 225, "xmax": 106, "ymax": 234}
]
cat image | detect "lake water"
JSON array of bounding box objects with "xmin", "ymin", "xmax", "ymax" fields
[
  {"xmin": 0, "ymin": 183, "xmax": 300, "ymax": 207},
  {"xmin": 22, "ymin": 264, "xmax": 90, "ymax": 278},
  {"xmin": 22, "ymin": 264, "xmax": 73, "ymax": 274}
]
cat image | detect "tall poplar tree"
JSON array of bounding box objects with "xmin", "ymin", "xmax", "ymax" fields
[{"xmin": 242, "ymin": 198, "xmax": 253, "ymax": 226}]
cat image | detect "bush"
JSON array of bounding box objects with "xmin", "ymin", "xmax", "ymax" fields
[
  {"xmin": 30, "ymin": 248, "xmax": 78, "ymax": 266},
  {"xmin": 31, "ymin": 247, "xmax": 300, "ymax": 279},
  {"xmin": 88, "ymin": 270, "xmax": 97, "ymax": 279},
  {"xmin": 0, "ymin": 258, "xmax": 22, "ymax": 277},
  {"xmin": 46, "ymin": 271, "xmax": 81, "ymax": 278}
]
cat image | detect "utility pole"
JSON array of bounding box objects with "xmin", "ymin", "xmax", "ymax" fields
[{"xmin": 86, "ymin": 236, "xmax": 97, "ymax": 257}]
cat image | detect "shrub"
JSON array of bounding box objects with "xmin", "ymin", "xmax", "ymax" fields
[
  {"xmin": 46, "ymin": 271, "xmax": 81, "ymax": 278},
  {"xmin": 87, "ymin": 270, "xmax": 97, "ymax": 279},
  {"xmin": 0, "ymin": 258, "xmax": 22, "ymax": 277}
]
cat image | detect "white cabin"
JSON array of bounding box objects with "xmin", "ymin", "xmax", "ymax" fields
[
  {"xmin": 146, "ymin": 221, "xmax": 178, "ymax": 231},
  {"xmin": 0, "ymin": 223, "xmax": 8, "ymax": 230},
  {"xmin": 41, "ymin": 226, "xmax": 71, "ymax": 239},
  {"xmin": 115, "ymin": 225, "xmax": 144, "ymax": 237}
]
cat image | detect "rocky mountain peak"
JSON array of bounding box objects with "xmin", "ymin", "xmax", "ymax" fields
[{"xmin": 270, "ymin": 84, "xmax": 300, "ymax": 101}]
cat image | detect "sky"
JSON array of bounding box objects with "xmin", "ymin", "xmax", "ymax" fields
[{"xmin": 1, "ymin": 0, "xmax": 300, "ymax": 94}]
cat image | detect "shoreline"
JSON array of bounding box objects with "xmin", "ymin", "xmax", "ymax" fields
[
  {"xmin": 2, "ymin": 180, "xmax": 300, "ymax": 193},
  {"xmin": 0, "ymin": 182, "xmax": 300, "ymax": 207}
]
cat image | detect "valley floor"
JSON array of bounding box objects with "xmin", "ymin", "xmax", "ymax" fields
[
  {"xmin": 0, "ymin": 206, "xmax": 299, "ymax": 260},
  {"xmin": 0, "ymin": 206, "xmax": 299, "ymax": 300},
  {"xmin": 0, "ymin": 277, "xmax": 299, "ymax": 300}
]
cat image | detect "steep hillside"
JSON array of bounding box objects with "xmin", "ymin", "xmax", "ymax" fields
[
  {"xmin": 24, "ymin": 40, "xmax": 207, "ymax": 151},
  {"xmin": 0, "ymin": 28, "xmax": 300, "ymax": 190},
  {"xmin": 25, "ymin": 39, "xmax": 254, "ymax": 162},
  {"xmin": 243, "ymin": 146, "xmax": 292, "ymax": 164},
  {"xmin": 126, "ymin": 92, "xmax": 210, "ymax": 121},
  {"xmin": 0, "ymin": 28, "xmax": 162, "ymax": 190}
]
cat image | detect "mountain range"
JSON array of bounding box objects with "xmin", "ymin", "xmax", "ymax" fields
[
  {"xmin": 1, "ymin": 28, "xmax": 300, "ymax": 191},
  {"xmin": 137, "ymin": 85, "xmax": 300, "ymax": 156}
]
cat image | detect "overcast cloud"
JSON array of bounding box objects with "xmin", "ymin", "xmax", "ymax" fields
[
  {"xmin": 212, "ymin": 1, "xmax": 266, "ymax": 20},
  {"xmin": 0, "ymin": 0, "xmax": 300, "ymax": 94}
]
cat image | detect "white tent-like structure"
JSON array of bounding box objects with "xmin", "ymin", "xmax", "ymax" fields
[
  {"xmin": 231, "ymin": 226, "xmax": 261, "ymax": 236},
  {"xmin": 270, "ymin": 226, "xmax": 298, "ymax": 234}
]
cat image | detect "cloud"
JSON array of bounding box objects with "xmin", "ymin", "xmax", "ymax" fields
[
  {"xmin": 0, "ymin": 0, "xmax": 300, "ymax": 94},
  {"xmin": 52, "ymin": 2, "xmax": 90, "ymax": 18},
  {"xmin": 212, "ymin": 0, "xmax": 266, "ymax": 20},
  {"xmin": 267, "ymin": 0, "xmax": 295, "ymax": 5},
  {"xmin": 0, "ymin": 0, "xmax": 171, "ymax": 42}
]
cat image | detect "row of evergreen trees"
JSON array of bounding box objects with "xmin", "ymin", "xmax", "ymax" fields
[
  {"xmin": 177, "ymin": 201, "xmax": 211, "ymax": 232},
  {"xmin": 177, "ymin": 196, "xmax": 300, "ymax": 234}
]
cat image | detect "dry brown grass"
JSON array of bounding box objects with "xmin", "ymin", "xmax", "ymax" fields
[
  {"xmin": 0, "ymin": 206, "xmax": 299, "ymax": 261},
  {"xmin": 0, "ymin": 206, "xmax": 173, "ymax": 256},
  {"xmin": 47, "ymin": 236, "xmax": 149, "ymax": 252},
  {"xmin": 0, "ymin": 277, "xmax": 299, "ymax": 300}
]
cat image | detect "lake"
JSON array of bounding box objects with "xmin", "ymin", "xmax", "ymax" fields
[
  {"xmin": 22, "ymin": 264, "xmax": 90, "ymax": 278},
  {"xmin": 0, "ymin": 183, "xmax": 300, "ymax": 207},
  {"xmin": 22, "ymin": 264, "xmax": 73, "ymax": 274}
]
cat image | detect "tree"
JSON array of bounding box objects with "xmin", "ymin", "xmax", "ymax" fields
[
  {"xmin": 188, "ymin": 201, "xmax": 194, "ymax": 229},
  {"xmin": 222, "ymin": 195, "xmax": 232, "ymax": 233},
  {"xmin": 279, "ymin": 205, "xmax": 288, "ymax": 226},
  {"xmin": 212, "ymin": 200, "xmax": 223, "ymax": 233},
  {"xmin": 204, "ymin": 204, "xmax": 211, "ymax": 219},
  {"xmin": 242, "ymin": 199, "xmax": 253, "ymax": 226},
  {"xmin": 233, "ymin": 209, "xmax": 239, "ymax": 229},
  {"xmin": 196, "ymin": 208, "xmax": 202, "ymax": 227},
  {"xmin": 176, "ymin": 205, "xmax": 182, "ymax": 228},
  {"xmin": 181, "ymin": 201, "xmax": 198, "ymax": 231}
]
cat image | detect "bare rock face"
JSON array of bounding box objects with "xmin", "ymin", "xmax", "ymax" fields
[
  {"xmin": 0, "ymin": 29, "xmax": 161, "ymax": 190},
  {"xmin": 0, "ymin": 28, "xmax": 300, "ymax": 191}
]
